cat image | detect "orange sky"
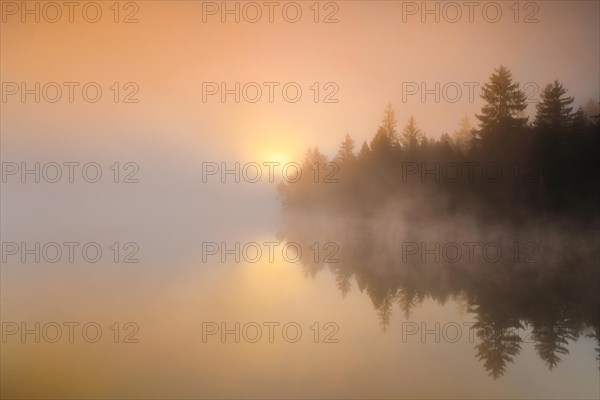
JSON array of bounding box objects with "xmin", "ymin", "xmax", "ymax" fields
[
  {"xmin": 2, "ymin": 0, "xmax": 599, "ymax": 161},
  {"xmin": 2, "ymin": 3, "xmax": 600, "ymax": 398}
]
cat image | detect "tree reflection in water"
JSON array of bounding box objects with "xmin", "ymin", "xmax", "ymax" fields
[{"xmin": 277, "ymin": 213, "xmax": 599, "ymax": 379}]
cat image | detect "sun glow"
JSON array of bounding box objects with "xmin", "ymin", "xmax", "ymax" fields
[{"xmin": 265, "ymin": 151, "xmax": 292, "ymax": 165}]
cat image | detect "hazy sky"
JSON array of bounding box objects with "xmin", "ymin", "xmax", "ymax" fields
[
  {"xmin": 2, "ymin": 3, "xmax": 600, "ymax": 398},
  {"xmin": 2, "ymin": 0, "xmax": 599, "ymax": 163}
]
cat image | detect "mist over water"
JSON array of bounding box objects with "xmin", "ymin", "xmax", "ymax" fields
[
  {"xmin": 2, "ymin": 1, "xmax": 600, "ymax": 398},
  {"xmin": 2, "ymin": 167, "xmax": 600, "ymax": 398}
]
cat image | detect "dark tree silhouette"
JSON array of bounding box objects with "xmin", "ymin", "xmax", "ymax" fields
[
  {"xmin": 474, "ymin": 66, "xmax": 528, "ymax": 150},
  {"xmin": 535, "ymin": 80, "xmax": 574, "ymax": 132},
  {"xmin": 275, "ymin": 65, "xmax": 600, "ymax": 378},
  {"xmin": 399, "ymin": 116, "xmax": 426, "ymax": 150}
]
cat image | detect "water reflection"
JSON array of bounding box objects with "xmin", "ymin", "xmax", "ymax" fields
[{"xmin": 277, "ymin": 212, "xmax": 600, "ymax": 378}]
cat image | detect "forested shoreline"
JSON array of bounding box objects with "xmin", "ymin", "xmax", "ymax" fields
[
  {"xmin": 278, "ymin": 66, "xmax": 599, "ymax": 224},
  {"xmin": 276, "ymin": 66, "xmax": 600, "ymax": 378}
]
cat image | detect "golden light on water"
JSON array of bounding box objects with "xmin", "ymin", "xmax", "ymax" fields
[{"xmin": 1, "ymin": 1, "xmax": 599, "ymax": 398}]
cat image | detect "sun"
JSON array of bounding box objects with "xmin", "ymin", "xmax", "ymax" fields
[{"xmin": 266, "ymin": 151, "xmax": 291, "ymax": 165}]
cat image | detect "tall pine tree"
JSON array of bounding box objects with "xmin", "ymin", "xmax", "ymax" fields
[
  {"xmin": 475, "ymin": 66, "xmax": 528, "ymax": 147},
  {"xmin": 534, "ymin": 80, "xmax": 574, "ymax": 133},
  {"xmin": 399, "ymin": 116, "xmax": 426, "ymax": 151},
  {"xmin": 335, "ymin": 133, "xmax": 356, "ymax": 163},
  {"xmin": 370, "ymin": 103, "xmax": 399, "ymax": 157}
]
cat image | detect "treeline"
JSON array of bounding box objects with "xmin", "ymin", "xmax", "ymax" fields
[
  {"xmin": 278, "ymin": 66, "xmax": 600, "ymax": 223},
  {"xmin": 275, "ymin": 66, "xmax": 600, "ymax": 378}
]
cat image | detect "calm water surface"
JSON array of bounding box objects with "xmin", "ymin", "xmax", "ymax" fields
[{"xmin": 1, "ymin": 177, "xmax": 598, "ymax": 399}]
